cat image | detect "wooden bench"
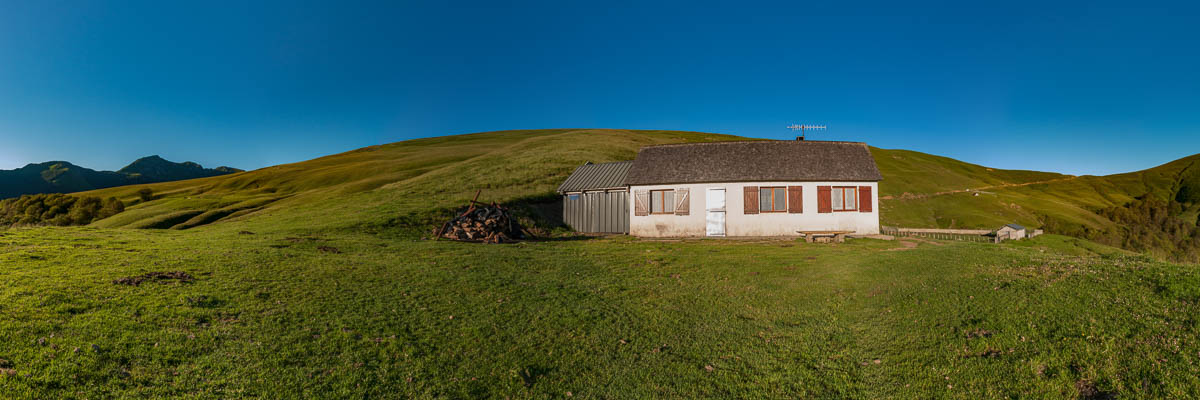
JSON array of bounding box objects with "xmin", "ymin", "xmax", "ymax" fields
[{"xmin": 796, "ymin": 230, "xmax": 853, "ymax": 243}]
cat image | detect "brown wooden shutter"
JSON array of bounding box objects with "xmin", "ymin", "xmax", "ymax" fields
[
  {"xmin": 787, "ymin": 186, "xmax": 803, "ymax": 213},
  {"xmin": 817, "ymin": 186, "xmax": 832, "ymax": 213},
  {"xmin": 859, "ymin": 186, "xmax": 872, "ymax": 212},
  {"xmin": 634, "ymin": 190, "xmax": 649, "ymax": 216},
  {"xmin": 743, "ymin": 186, "xmax": 759, "ymax": 214},
  {"xmin": 674, "ymin": 188, "xmax": 689, "ymax": 215}
]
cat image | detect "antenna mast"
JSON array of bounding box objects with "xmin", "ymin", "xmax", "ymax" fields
[{"xmin": 787, "ymin": 124, "xmax": 827, "ymax": 141}]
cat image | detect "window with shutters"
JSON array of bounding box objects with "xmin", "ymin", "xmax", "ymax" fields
[
  {"xmin": 832, "ymin": 186, "xmax": 858, "ymax": 211},
  {"xmin": 650, "ymin": 190, "xmax": 675, "ymax": 214},
  {"xmin": 757, "ymin": 187, "xmax": 787, "ymax": 212}
]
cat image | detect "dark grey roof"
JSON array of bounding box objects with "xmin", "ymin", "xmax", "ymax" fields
[
  {"xmin": 557, "ymin": 161, "xmax": 633, "ymax": 193},
  {"xmin": 624, "ymin": 140, "xmax": 883, "ymax": 185},
  {"xmin": 1005, "ymin": 224, "xmax": 1026, "ymax": 231}
]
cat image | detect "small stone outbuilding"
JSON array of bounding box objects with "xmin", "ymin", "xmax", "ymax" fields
[{"xmin": 996, "ymin": 224, "xmax": 1027, "ymax": 240}]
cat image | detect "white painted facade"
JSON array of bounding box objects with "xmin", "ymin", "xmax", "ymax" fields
[
  {"xmin": 997, "ymin": 225, "xmax": 1027, "ymax": 240},
  {"xmin": 629, "ymin": 181, "xmax": 880, "ymax": 237}
]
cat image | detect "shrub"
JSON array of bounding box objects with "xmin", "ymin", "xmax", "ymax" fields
[
  {"xmin": 137, "ymin": 188, "xmax": 154, "ymax": 202},
  {"xmin": 0, "ymin": 194, "xmax": 126, "ymax": 226}
]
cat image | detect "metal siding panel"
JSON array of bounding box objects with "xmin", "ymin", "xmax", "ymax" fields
[
  {"xmin": 563, "ymin": 190, "xmax": 630, "ymax": 233},
  {"xmin": 570, "ymin": 196, "xmax": 579, "ymax": 231},
  {"xmin": 597, "ymin": 193, "xmax": 605, "ymax": 233},
  {"xmin": 572, "ymin": 197, "xmax": 579, "ymax": 231},
  {"xmin": 598, "ymin": 193, "xmax": 605, "ymax": 232},
  {"xmin": 608, "ymin": 193, "xmax": 615, "ymax": 232},
  {"xmin": 601, "ymin": 193, "xmax": 609, "ymax": 232},
  {"xmin": 568, "ymin": 196, "xmax": 578, "ymax": 231},
  {"xmin": 610, "ymin": 192, "xmax": 620, "ymax": 233},
  {"xmin": 594, "ymin": 193, "xmax": 602, "ymax": 233},
  {"xmin": 607, "ymin": 193, "xmax": 614, "ymax": 233},
  {"xmin": 615, "ymin": 192, "xmax": 622, "ymax": 233},
  {"xmin": 578, "ymin": 196, "xmax": 585, "ymax": 231},
  {"xmin": 579, "ymin": 196, "xmax": 585, "ymax": 231},
  {"xmin": 572, "ymin": 198, "xmax": 578, "ymax": 231},
  {"xmin": 597, "ymin": 192, "xmax": 605, "ymax": 232},
  {"xmin": 615, "ymin": 192, "xmax": 623, "ymax": 233},
  {"xmin": 621, "ymin": 191, "xmax": 629, "ymax": 233},
  {"xmin": 589, "ymin": 193, "xmax": 596, "ymax": 232},
  {"xmin": 583, "ymin": 193, "xmax": 591, "ymax": 232},
  {"xmin": 588, "ymin": 193, "xmax": 595, "ymax": 232},
  {"xmin": 569, "ymin": 198, "xmax": 575, "ymax": 230}
]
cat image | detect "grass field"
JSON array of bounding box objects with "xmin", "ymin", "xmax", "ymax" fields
[
  {"xmin": 3, "ymin": 128, "xmax": 1200, "ymax": 398},
  {"xmin": 3, "ymin": 226, "xmax": 1199, "ymax": 398}
]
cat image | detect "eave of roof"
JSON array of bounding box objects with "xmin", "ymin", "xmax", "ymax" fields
[{"xmin": 556, "ymin": 161, "xmax": 634, "ymax": 193}]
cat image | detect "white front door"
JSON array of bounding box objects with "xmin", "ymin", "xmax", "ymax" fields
[{"xmin": 706, "ymin": 188, "xmax": 726, "ymax": 237}]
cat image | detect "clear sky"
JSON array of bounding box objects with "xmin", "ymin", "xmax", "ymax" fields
[{"xmin": 1, "ymin": 1, "xmax": 1197, "ymax": 175}]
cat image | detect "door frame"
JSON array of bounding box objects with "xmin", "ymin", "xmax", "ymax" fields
[{"xmin": 706, "ymin": 187, "xmax": 726, "ymax": 237}]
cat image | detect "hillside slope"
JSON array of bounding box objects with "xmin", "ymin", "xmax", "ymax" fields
[
  {"xmin": 0, "ymin": 156, "xmax": 240, "ymax": 199},
  {"xmin": 78, "ymin": 129, "xmax": 1199, "ymax": 260},
  {"xmin": 82, "ymin": 129, "xmax": 743, "ymax": 232}
]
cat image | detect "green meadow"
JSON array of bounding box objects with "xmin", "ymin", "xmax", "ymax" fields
[
  {"xmin": 3, "ymin": 227, "xmax": 1199, "ymax": 398},
  {"xmin": 2, "ymin": 129, "xmax": 1199, "ymax": 398}
]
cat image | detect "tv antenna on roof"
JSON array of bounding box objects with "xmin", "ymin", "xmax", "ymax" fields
[{"xmin": 787, "ymin": 124, "xmax": 827, "ymax": 141}]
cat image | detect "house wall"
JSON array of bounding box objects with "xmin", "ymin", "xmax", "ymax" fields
[
  {"xmin": 997, "ymin": 227, "xmax": 1027, "ymax": 240},
  {"xmin": 629, "ymin": 181, "xmax": 880, "ymax": 237}
]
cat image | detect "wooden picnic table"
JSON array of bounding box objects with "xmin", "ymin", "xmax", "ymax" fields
[{"xmin": 796, "ymin": 230, "xmax": 854, "ymax": 243}]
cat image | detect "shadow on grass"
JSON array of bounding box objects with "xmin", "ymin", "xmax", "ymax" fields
[
  {"xmin": 522, "ymin": 234, "xmax": 607, "ymax": 242},
  {"xmin": 369, "ymin": 191, "xmax": 581, "ymax": 241}
]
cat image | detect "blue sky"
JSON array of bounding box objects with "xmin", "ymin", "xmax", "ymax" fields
[{"xmin": 1, "ymin": 1, "xmax": 1197, "ymax": 175}]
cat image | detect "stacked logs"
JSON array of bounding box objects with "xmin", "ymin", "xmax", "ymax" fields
[{"xmin": 434, "ymin": 191, "xmax": 526, "ymax": 243}]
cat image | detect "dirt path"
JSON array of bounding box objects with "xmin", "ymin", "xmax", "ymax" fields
[
  {"xmin": 884, "ymin": 237, "xmax": 944, "ymax": 251},
  {"xmin": 880, "ymin": 177, "xmax": 1078, "ymax": 200}
]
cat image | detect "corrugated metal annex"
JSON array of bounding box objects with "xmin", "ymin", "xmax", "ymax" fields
[
  {"xmin": 557, "ymin": 161, "xmax": 632, "ymax": 234},
  {"xmin": 562, "ymin": 191, "xmax": 629, "ymax": 234}
]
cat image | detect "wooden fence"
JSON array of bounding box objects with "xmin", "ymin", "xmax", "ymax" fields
[{"xmin": 881, "ymin": 226, "xmax": 997, "ymax": 243}]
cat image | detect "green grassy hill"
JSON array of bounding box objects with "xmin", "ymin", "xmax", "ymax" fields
[
  {"xmin": 82, "ymin": 129, "xmax": 744, "ymax": 233},
  {"xmin": 77, "ymin": 128, "xmax": 1199, "ymax": 260}
]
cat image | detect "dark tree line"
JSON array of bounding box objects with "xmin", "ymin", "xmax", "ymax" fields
[
  {"xmin": 1044, "ymin": 195, "xmax": 1200, "ymax": 262},
  {"xmin": 0, "ymin": 193, "xmax": 125, "ymax": 226}
]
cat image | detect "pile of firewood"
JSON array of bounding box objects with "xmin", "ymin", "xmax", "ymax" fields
[{"xmin": 434, "ymin": 192, "xmax": 526, "ymax": 243}]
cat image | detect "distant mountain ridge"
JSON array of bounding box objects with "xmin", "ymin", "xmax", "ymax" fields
[{"xmin": 0, "ymin": 155, "xmax": 240, "ymax": 199}]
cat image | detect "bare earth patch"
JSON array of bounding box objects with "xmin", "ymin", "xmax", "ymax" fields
[
  {"xmin": 113, "ymin": 271, "xmax": 195, "ymax": 286},
  {"xmin": 1075, "ymin": 379, "xmax": 1116, "ymax": 400}
]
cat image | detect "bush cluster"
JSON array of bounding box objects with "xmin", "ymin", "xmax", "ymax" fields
[
  {"xmin": 1096, "ymin": 196, "xmax": 1200, "ymax": 262},
  {"xmin": 1043, "ymin": 195, "xmax": 1200, "ymax": 263},
  {"xmin": 0, "ymin": 193, "xmax": 125, "ymax": 226}
]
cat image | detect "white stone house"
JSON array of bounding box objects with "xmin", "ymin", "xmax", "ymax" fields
[{"xmin": 622, "ymin": 140, "xmax": 882, "ymax": 237}]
